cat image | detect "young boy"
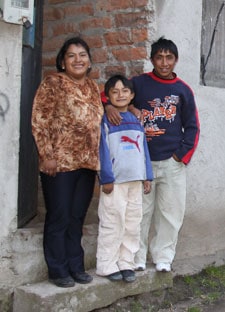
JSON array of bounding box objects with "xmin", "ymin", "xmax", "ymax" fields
[{"xmin": 96, "ymin": 75, "xmax": 153, "ymax": 283}]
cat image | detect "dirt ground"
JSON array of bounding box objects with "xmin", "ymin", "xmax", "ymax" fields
[{"xmin": 94, "ymin": 265, "xmax": 225, "ymax": 312}]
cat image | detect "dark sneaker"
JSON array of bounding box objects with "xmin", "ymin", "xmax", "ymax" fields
[
  {"xmin": 121, "ymin": 270, "xmax": 136, "ymax": 283},
  {"xmin": 106, "ymin": 271, "xmax": 123, "ymax": 281},
  {"xmin": 72, "ymin": 271, "xmax": 93, "ymax": 284},
  {"xmin": 49, "ymin": 276, "xmax": 75, "ymax": 288},
  {"xmin": 135, "ymin": 266, "xmax": 145, "ymax": 271},
  {"xmin": 135, "ymin": 263, "xmax": 146, "ymax": 271}
]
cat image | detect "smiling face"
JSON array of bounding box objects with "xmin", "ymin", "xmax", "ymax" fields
[
  {"xmin": 62, "ymin": 44, "xmax": 91, "ymax": 83},
  {"xmin": 107, "ymin": 80, "xmax": 134, "ymax": 112},
  {"xmin": 151, "ymin": 49, "xmax": 178, "ymax": 79}
]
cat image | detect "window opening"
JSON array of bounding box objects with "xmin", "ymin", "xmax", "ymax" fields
[{"xmin": 201, "ymin": 0, "xmax": 225, "ymax": 88}]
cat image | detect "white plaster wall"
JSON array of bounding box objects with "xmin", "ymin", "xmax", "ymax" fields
[
  {"xmin": 0, "ymin": 20, "xmax": 22, "ymax": 238},
  {"xmin": 150, "ymin": 0, "xmax": 225, "ymax": 274}
]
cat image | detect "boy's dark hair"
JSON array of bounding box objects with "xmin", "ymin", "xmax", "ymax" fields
[
  {"xmin": 151, "ymin": 37, "xmax": 178, "ymax": 59},
  {"xmin": 104, "ymin": 74, "xmax": 134, "ymax": 97},
  {"xmin": 56, "ymin": 36, "xmax": 92, "ymax": 73}
]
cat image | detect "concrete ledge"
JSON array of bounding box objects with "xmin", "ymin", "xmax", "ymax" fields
[{"xmin": 13, "ymin": 266, "xmax": 172, "ymax": 312}]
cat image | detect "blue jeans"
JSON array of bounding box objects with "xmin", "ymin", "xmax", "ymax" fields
[{"xmin": 40, "ymin": 168, "xmax": 96, "ymax": 278}]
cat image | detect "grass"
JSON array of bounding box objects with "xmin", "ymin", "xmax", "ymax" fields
[
  {"xmin": 158, "ymin": 264, "xmax": 225, "ymax": 310},
  {"xmin": 187, "ymin": 308, "xmax": 201, "ymax": 312},
  {"xmin": 94, "ymin": 265, "xmax": 225, "ymax": 311}
]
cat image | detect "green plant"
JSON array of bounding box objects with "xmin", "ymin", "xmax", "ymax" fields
[
  {"xmin": 130, "ymin": 300, "xmax": 143, "ymax": 312},
  {"xmin": 184, "ymin": 275, "xmax": 195, "ymax": 285},
  {"xmin": 202, "ymin": 291, "xmax": 220, "ymax": 304},
  {"xmin": 187, "ymin": 307, "xmax": 201, "ymax": 312}
]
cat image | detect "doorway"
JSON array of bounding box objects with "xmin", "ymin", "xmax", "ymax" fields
[{"xmin": 18, "ymin": 0, "xmax": 43, "ymax": 227}]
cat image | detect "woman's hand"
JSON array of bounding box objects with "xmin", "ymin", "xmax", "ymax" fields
[
  {"xmin": 42, "ymin": 159, "xmax": 57, "ymax": 177},
  {"xmin": 105, "ymin": 105, "xmax": 122, "ymax": 125},
  {"xmin": 102, "ymin": 183, "xmax": 114, "ymax": 194}
]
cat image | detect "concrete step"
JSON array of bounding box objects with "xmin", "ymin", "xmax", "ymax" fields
[{"xmin": 13, "ymin": 266, "xmax": 172, "ymax": 312}]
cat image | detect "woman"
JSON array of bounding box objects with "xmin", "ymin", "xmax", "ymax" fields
[{"xmin": 32, "ymin": 37, "xmax": 103, "ymax": 287}]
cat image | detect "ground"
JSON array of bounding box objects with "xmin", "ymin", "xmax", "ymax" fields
[{"xmin": 94, "ymin": 265, "xmax": 225, "ymax": 312}]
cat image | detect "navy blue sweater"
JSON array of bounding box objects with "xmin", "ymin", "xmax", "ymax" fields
[{"xmin": 131, "ymin": 71, "xmax": 200, "ymax": 164}]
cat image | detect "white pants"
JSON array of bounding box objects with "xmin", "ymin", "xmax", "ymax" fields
[
  {"xmin": 135, "ymin": 157, "xmax": 186, "ymax": 265},
  {"xmin": 96, "ymin": 181, "xmax": 142, "ymax": 276}
]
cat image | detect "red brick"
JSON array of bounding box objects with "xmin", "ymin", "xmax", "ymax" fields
[
  {"xmin": 91, "ymin": 49, "xmax": 108, "ymax": 64},
  {"xmin": 96, "ymin": 0, "xmax": 148, "ymax": 11},
  {"xmin": 42, "ymin": 37, "xmax": 65, "ymax": 53},
  {"xmin": 64, "ymin": 4, "xmax": 94, "ymax": 17},
  {"xmin": 96, "ymin": 0, "xmax": 132, "ymax": 11},
  {"xmin": 42, "ymin": 55, "xmax": 56, "ymax": 67},
  {"xmin": 96, "ymin": 0, "xmax": 149, "ymax": 11},
  {"xmin": 131, "ymin": 28, "xmax": 148, "ymax": 43},
  {"xmin": 133, "ymin": 0, "xmax": 149, "ymax": 7},
  {"xmin": 130, "ymin": 47, "xmax": 148, "ymax": 59},
  {"xmin": 112, "ymin": 47, "xmax": 147, "ymax": 61},
  {"xmin": 102, "ymin": 17, "xmax": 112, "ymax": 29},
  {"xmin": 115, "ymin": 12, "xmax": 148, "ymax": 27},
  {"xmin": 48, "ymin": 0, "xmax": 80, "ymax": 3},
  {"xmin": 129, "ymin": 65, "xmax": 145, "ymax": 77},
  {"xmin": 43, "ymin": 7, "xmax": 64, "ymax": 21},
  {"xmin": 52, "ymin": 22, "xmax": 79, "ymax": 36},
  {"xmin": 105, "ymin": 66, "xmax": 126, "ymax": 78},
  {"xmin": 79, "ymin": 17, "xmax": 111, "ymax": 31},
  {"xmin": 82, "ymin": 36, "xmax": 103, "ymax": 49},
  {"xmin": 89, "ymin": 68, "xmax": 101, "ymax": 80},
  {"xmin": 104, "ymin": 31, "xmax": 132, "ymax": 46}
]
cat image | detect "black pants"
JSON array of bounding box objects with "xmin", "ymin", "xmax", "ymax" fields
[{"xmin": 40, "ymin": 168, "xmax": 96, "ymax": 279}]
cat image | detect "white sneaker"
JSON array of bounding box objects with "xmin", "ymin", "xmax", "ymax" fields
[{"xmin": 156, "ymin": 262, "xmax": 171, "ymax": 272}]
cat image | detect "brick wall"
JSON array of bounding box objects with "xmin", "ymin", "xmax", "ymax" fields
[{"xmin": 42, "ymin": 0, "xmax": 155, "ymax": 90}]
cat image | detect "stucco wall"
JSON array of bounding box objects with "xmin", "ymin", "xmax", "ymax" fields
[
  {"xmin": 0, "ymin": 21, "xmax": 22, "ymax": 238},
  {"xmin": 154, "ymin": 0, "xmax": 225, "ymax": 274}
]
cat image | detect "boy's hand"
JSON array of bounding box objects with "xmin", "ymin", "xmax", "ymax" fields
[
  {"xmin": 105, "ymin": 105, "xmax": 122, "ymax": 125},
  {"xmin": 102, "ymin": 183, "xmax": 114, "ymax": 194},
  {"xmin": 172, "ymin": 153, "xmax": 181, "ymax": 162},
  {"xmin": 143, "ymin": 180, "xmax": 151, "ymax": 194}
]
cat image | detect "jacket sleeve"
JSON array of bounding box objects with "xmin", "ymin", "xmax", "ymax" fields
[
  {"xmin": 99, "ymin": 117, "xmax": 115, "ymax": 185},
  {"xmin": 175, "ymin": 87, "xmax": 200, "ymax": 165},
  {"xmin": 101, "ymin": 90, "xmax": 108, "ymax": 105}
]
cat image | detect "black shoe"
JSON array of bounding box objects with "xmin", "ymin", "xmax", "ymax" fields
[
  {"xmin": 49, "ymin": 276, "xmax": 75, "ymax": 288},
  {"xmin": 121, "ymin": 270, "xmax": 136, "ymax": 283},
  {"xmin": 106, "ymin": 271, "xmax": 123, "ymax": 282},
  {"xmin": 72, "ymin": 271, "xmax": 93, "ymax": 284},
  {"xmin": 135, "ymin": 266, "xmax": 145, "ymax": 271}
]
